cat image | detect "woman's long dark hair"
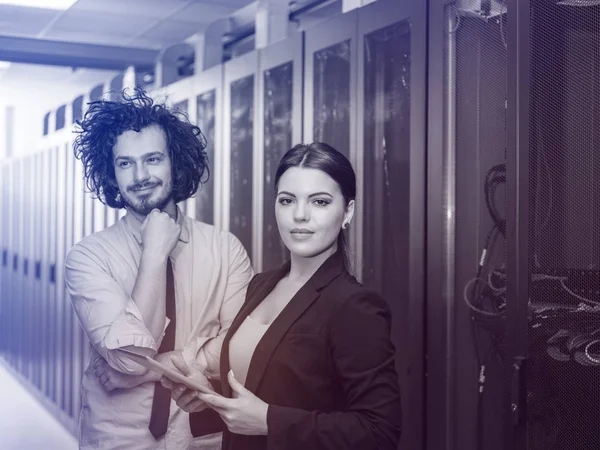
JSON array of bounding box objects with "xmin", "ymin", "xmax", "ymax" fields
[
  {"xmin": 73, "ymin": 87, "xmax": 209, "ymax": 208},
  {"xmin": 274, "ymin": 142, "xmax": 356, "ymax": 271}
]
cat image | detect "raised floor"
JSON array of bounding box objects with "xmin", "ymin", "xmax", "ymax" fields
[{"xmin": 0, "ymin": 361, "xmax": 78, "ymax": 450}]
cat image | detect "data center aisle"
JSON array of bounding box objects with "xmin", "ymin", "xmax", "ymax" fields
[{"xmin": 0, "ymin": 361, "xmax": 77, "ymax": 450}]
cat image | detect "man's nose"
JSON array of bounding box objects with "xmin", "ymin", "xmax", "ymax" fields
[{"xmin": 133, "ymin": 163, "xmax": 150, "ymax": 183}]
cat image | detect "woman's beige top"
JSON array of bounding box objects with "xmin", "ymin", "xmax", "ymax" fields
[{"xmin": 228, "ymin": 315, "xmax": 271, "ymax": 386}]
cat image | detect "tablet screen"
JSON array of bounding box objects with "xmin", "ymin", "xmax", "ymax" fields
[{"xmin": 116, "ymin": 348, "xmax": 216, "ymax": 395}]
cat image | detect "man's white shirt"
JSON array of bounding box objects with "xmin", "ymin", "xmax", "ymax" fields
[{"xmin": 65, "ymin": 208, "xmax": 253, "ymax": 450}]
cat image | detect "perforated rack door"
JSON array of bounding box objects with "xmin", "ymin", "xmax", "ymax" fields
[{"xmin": 527, "ymin": 1, "xmax": 600, "ymax": 449}]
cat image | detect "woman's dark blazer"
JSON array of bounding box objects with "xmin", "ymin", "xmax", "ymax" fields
[{"xmin": 191, "ymin": 251, "xmax": 402, "ymax": 450}]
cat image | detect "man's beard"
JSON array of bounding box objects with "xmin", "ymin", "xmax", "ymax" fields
[{"xmin": 122, "ymin": 182, "xmax": 173, "ymax": 216}]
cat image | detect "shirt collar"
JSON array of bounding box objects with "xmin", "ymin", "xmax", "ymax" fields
[{"xmin": 123, "ymin": 206, "xmax": 190, "ymax": 246}]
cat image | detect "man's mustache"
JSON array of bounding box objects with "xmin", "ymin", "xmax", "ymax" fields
[{"xmin": 128, "ymin": 181, "xmax": 162, "ymax": 192}]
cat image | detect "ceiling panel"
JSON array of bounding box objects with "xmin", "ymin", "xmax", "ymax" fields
[
  {"xmin": 45, "ymin": 10, "xmax": 155, "ymax": 37},
  {"xmin": 173, "ymin": 2, "xmax": 238, "ymax": 23},
  {"xmin": 142, "ymin": 20, "xmax": 208, "ymax": 42},
  {"xmin": 0, "ymin": 5, "xmax": 57, "ymax": 35},
  {"xmin": 70, "ymin": 0, "xmax": 191, "ymax": 19}
]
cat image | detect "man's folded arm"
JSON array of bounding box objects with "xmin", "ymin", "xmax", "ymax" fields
[{"xmin": 65, "ymin": 244, "xmax": 167, "ymax": 375}]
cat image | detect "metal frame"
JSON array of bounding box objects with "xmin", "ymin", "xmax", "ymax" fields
[
  {"xmin": 223, "ymin": 49, "xmax": 260, "ymax": 266},
  {"xmin": 505, "ymin": 0, "xmax": 530, "ymax": 448},
  {"xmin": 425, "ymin": 1, "xmax": 458, "ymax": 449},
  {"xmin": 256, "ymin": 32, "xmax": 304, "ymax": 272}
]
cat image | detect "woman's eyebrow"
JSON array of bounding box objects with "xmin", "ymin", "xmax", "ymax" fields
[{"xmin": 277, "ymin": 191, "xmax": 333, "ymax": 197}]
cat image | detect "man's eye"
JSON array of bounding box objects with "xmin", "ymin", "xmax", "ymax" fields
[
  {"xmin": 118, "ymin": 161, "xmax": 130, "ymax": 168},
  {"xmin": 148, "ymin": 157, "xmax": 159, "ymax": 163}
]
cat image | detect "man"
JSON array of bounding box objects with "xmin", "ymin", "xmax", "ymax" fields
[{"xmin": 65, "ymin": 88, "xmax": 253, "ymax": 450}]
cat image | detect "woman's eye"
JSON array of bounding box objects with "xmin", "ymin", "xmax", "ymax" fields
[
  {"xmin": 314, "ymin": 199, "xmax": 330, "ymax": 206},
  {"xmin": 279, "ymin": 198, "xmax": 293, "ymax": 205}
]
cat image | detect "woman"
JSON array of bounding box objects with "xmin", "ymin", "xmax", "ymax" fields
[{"xmin": 165, "ymin": 142, "xmax": 402, "ymax": 450}]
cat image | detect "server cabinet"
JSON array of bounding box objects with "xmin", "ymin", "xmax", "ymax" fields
[
  {"xmin": 16, "ymin": 157, "xmax": 22, "ymax": 375},
  {"xmin": 357, "ymin": 1, "xmax": 427, "ymax": 450},
  {"xmin": 223, "ymin": 50, "xmax": 259, "ymax": 263},
  {"xmin": 303, "ymin": 9, "xmax": 359, "ymax": 271},
  {"xmin": 3, "ymin": 160, "xmax": 12, "ymax": 362},
  {"xmin": 193, "ymin": 65, "xmax": 224, "ymax": 228},
  {"xmin": 427, "ymin": 1, "xmax": 510, "ymax": 450},
  {"xmin": 55, "ymin": 144, "xmax": 68, "ymax": 411},
  {"xmin": 257, "ymin": 33, "xmax": 303, "ymax": 272},
  {"xmin": 0, "ymin": 163, "xmax": 6, "ymax": 356},
  {"xmin": 153, "ymin": 77, "xmax": 196, "ymax": 218},
  {"xmin": 72, "ymin": 141, "xmax": 86, "ymax": 424},
  {"xmin": 23, "ymin": 156, "xmax": 32, "ymax": 379},
  {"xmin": 64, "ymin": 142, "xmax": 76, "ymax": 417},
  {"xmin": 48, "ymin": 146, "xmax": 58, "ymax": 402},
  {"xmin": 8, "ymin": 161, "xmax": 17, "ymax": 368},
  {"xmin": 41, "ymin": 149, "xmax": 52, "ymax": 398},
  {"xmin": 32, "ymin": 154, "xmax": 42, "ymax": 389},
  {"xmin": 303, "ymin": 9, "xmax": 357, "ymax": 159}
]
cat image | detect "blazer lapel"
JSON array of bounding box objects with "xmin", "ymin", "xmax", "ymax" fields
[
  {"xmin": 219, "ymin": 262, "xmax": 290, "ymax": 397},
  {"xmin": 243, "ymin": 251, "xmax": 345, "ymax": 395}
]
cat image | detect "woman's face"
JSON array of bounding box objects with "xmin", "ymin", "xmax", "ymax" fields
[{"xmin": 275, "ymin": 167, "xmax": 354, "ymax": 260}]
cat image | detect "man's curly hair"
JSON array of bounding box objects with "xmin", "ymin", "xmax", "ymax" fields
[{"xmin": 73, "ymin": 87, "xmax": 209, "ymax": 208}]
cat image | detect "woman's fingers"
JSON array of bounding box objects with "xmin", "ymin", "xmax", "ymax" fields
[{"xmin": 197, "ymin": 392, "xmax": 229, "ymax": 411}]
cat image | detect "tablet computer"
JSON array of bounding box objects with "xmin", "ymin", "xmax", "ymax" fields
[{"xmin": 116, "ymin": 348, "xmax": 216, "ymax": 395}]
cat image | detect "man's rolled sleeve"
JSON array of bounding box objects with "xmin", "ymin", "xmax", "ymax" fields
[{"xmin": 65, "ymin": 243, "xmax": 159, "ymax": 375}]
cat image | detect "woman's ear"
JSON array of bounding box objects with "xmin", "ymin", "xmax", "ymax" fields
[{"xmin": 343, "ymin": 199, "xmax": 355, "ymax": 228}]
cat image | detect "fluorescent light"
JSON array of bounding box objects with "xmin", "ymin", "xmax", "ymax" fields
[{"xmin": 0, "ymin": 0, "xmax": 78, "ymax": 10}]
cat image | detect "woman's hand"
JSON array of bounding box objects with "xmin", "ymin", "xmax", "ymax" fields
[
  {"xmin": 197, "ymin": 370, "xmax": 269, "ymax": 436},
  {"xmin": 94, "ymin": 358, "xmax": 159, "ymax": 392}
]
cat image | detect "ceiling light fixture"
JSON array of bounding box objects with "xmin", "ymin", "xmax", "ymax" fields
[{"xmin": 0, "ymin": 0, "xmax": 78, "ymax": 10}]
